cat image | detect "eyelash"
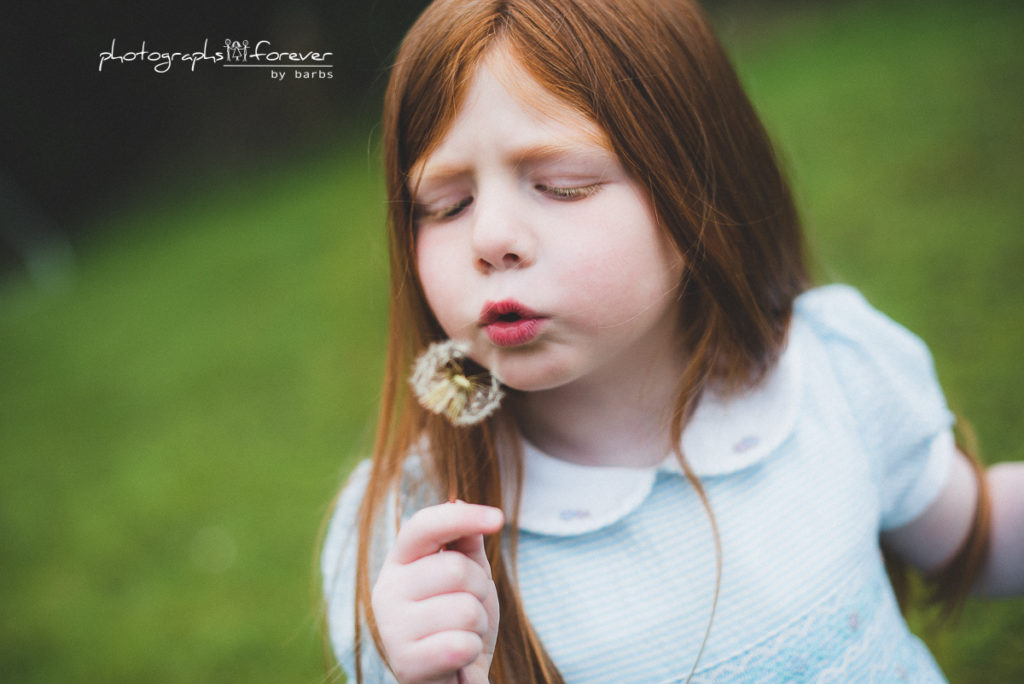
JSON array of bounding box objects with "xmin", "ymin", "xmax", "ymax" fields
[
  {"xmin": 417, "ymin": 183, "xmax": 601, "ymax": 223},
  {"xmin": 537, "ymin": 183, "xmax": 602, "ymax": 201},
  {"xmin": 417, "ymin": 197, "xmax": 473, "ymax": 224},
  {"xmin": 440, "ymin": 197, "xmax": 473, "ymax": 219}
]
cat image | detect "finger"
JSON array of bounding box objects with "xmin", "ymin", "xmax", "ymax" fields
[
  {"xmin": 391, "ymin": 502, "xmax": 504, "ymax": 566},
  {"xmin": 407, "ymin": 592, "xmax": 490, "ymax": 639},
  {"xmin": 402, "ymin": 554, "xmax": 500, "ymax": 663},
  {"xmin": 380, "ymin": 592, "xmax": 489, "ymax": 665},
  {"xmin": 394, "ymin": 549, "xmax": 496, "ymax": 602},
  {"xmin": 397, "ymin": 630, "xmax": 483, "ymax": 683},
  {"xmin": 442, "ymin": 501, "xmax": 503, "ymax": 573},
  {"xmin": 445, "ymin": 535, "xmax": 491, "ymax": 576}
]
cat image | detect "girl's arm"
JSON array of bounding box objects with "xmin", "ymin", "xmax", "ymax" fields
[
  {"xmin": 881, "ymin": 450, "xmax": 1024, "ymax": 597},
  {"xmin": 976, "ymin": 461, "xmax": 1024, "ymax": 595}
]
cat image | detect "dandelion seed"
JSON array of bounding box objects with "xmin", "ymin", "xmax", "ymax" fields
[{"xmin": 410, "ymin": 340, "xmax": 504, "ymax": 426}]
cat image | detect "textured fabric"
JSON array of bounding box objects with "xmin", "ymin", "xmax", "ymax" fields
[{"xmin": 321, "ymin": 284, "xmax": 956, "ymax": 682}]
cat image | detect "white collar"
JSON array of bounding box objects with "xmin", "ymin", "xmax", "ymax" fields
[{"xmin": 516, "ymin": 326, "xmax": 803, "ymax": 536}]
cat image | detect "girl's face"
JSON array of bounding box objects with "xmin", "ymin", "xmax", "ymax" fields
[{"xmin": 413, "ymin": 51, "xmax": 686, "ymax": 393}]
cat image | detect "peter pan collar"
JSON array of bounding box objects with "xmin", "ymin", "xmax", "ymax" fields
[{"xmin": 516, "ymin": 325, "xmax": 803, "ymax": 536}]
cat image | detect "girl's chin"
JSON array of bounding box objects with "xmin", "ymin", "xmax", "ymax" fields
[
  {"xmin": 464, "ymin": 338, "xmax": 580, "ymax": 393},
  {"xmin": 486, "ymin": 358, "xmax": 576, "ymax": 394}
]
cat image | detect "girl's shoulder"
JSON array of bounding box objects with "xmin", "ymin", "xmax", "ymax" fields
[
  {"xmin": 794, "ymin": 284, "xmax": 933, "ymax": 364},
  {"xmin": 320, "ymin": 454, "xmax": 433, "ymax": 682},
  {"xmin": 791, "ymin": 284, "xmax": 948, "ymax": 424},
  {"xmin": 320, "ymin": 460, "xmax": 378, "ymax": 676},
  {"xmin": 321, "ymin": 452, "xmax": 435, "ymax": 590},
  {"xmin": 791, "ymin": 284, "xmax": 955, "ymax": 530}
]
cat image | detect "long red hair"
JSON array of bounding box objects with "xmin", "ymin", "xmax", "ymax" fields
[{"xmin": 336, "ymin": 0, "xmax": 987, "ymax": 680}]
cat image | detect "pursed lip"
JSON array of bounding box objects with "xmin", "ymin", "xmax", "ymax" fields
[
  {"xmin": 479, "ymin": 299, "xmax": 547, "ymax": 347},
  {"xmin": 479, "ymin": 299, "xmax": 540, "ymax": 325}
]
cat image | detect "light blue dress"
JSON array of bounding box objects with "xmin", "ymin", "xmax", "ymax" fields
[{"xmin": 322, "ymin": 285, "xmax": 954, "ymax": 682}]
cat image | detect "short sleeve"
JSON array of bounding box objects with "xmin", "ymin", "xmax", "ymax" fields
[
  {"xmin": 320, "ymin": 460, "xmax": 398, "ymax": 682},
  {"xmin": 795, "ymin": 285, "xmax": 957, "ymax": 530}
]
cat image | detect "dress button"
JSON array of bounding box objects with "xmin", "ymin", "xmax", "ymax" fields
[{"xmin": 732, "ymin": 435, "xmax": 760, "ymax": 453}]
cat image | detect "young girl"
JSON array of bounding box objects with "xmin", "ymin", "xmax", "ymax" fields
[{"xmin": 322, "ymin": 0, "xmax": 1024, "ymax": 681}]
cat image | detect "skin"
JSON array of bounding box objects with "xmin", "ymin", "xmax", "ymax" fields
[
  {"xmin": 883, "ymin": 455, "xmax": 1024, "ymax": 597},
  {"xmin": 373, "ymin": 48, "xmax": 1024, "ymax": 683},
  {"xmin": 372, "ymin": 502, "xmax": 504, "ymax": 683}
]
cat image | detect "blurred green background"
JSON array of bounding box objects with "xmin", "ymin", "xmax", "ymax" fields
[{"xmin": 1, "ymin": 1, "xmax": 1022, "ymax": 681}]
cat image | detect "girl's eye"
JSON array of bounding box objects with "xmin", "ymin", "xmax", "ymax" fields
[
  {"xmin": 441, "ymin": 196, "xmax": 473, "ymax": 218},
  {"xmin": 537, "ymin": 184, "xmax": 602, "ymax": 201},
  {"xmin": 418, "ymin": 196, "xmax": 473, "ymax": 223}
]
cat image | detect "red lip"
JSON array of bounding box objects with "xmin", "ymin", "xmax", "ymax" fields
[{"xmin": 479, "ymin": 299, "xmax": 546, "ymax": 347}]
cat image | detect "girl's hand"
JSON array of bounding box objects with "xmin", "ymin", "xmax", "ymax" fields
[{"xmin": 372, "ymin": 501, "xmax": 504, "ymax": 683}]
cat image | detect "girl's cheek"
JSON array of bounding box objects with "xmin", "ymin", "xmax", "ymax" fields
[
  {"xmin": 416, "ymin": 242, "xmax": 461, "ymax": 328},
  {"xmin": 415, "ymin": 233, "xmax": 442, "ymax": 286}
]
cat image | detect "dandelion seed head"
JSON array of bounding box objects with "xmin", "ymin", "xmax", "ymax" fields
[{"xmin": 410, "ymin": 340, "xmax": 504, "ymax": 426}]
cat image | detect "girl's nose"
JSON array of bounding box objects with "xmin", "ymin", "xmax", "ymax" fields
[{"xmin": 470, "ymin": 192, "xmax": 534, "ymax": 273}]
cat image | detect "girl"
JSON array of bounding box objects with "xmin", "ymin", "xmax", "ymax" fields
[{"xmin": 322, "ymin": 0, "xmax": 1024, "ymax": 681}]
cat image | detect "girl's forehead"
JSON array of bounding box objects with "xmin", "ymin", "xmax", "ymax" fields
[
  {"xmin": 412, "ymin": 46, "xmax": 611, "ymax": 176},
  {"xmin": 479, "ymin": 47, "xmax": 596, "ymax": 131}
]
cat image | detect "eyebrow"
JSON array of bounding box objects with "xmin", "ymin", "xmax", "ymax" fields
[
  {"xmin": 509, "ymin": 141, "xmax": 614, "ymax": 166},
  {"xmin": 414, "ymin": 141, "xmax": 616, "ymax": 187}
]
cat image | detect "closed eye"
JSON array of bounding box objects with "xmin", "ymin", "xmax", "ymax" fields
[
  {"xmin": 417, "ymin": 196, "xmax": 474, "ymax": 223},
  {"xmin": 537, "ymin": 184, "xmax": 602, "ymax": 201}
]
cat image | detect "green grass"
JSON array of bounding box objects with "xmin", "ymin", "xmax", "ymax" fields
[
  {"xmin": 2, "ymin": 1, "xmax": 1022, "ymax": 681},
  {"xmin": 0, "ymin": 146, "xmax": 390, "ymax": 682}
]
